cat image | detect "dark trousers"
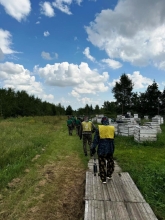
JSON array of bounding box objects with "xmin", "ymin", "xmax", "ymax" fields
[
  {"xmin": 82, "ymin": 133, "xmax": 92, "ymax": 155},
  {"xmin": 98, "ymin": 154, "xmax": 114, "ymax": 182},
  {"xmin": 76, "ymin": 125, "xmax": 80, "ymax": 136},
  {"xmin": 67, "ymin": 125, "xmax": 73, "ymax": 135}
]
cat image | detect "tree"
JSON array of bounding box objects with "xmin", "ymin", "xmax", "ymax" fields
[
  {"xmin": 102, "ymin": 101, "xmax": 117, "ymax": 118},
  {"xmin": 112, "ymin": 74, "xmax": 134, "ymax": 115},
  {"xmin": 94, "ymin": 105, "xmax": 100, "ymax": 114},
  {"xmin": 66, "ymin": 105, "xmax": 73, "ymax": 115},
  {"xmin": 144, "ymin": 81, "xmax": 161, "ymax": 117}
]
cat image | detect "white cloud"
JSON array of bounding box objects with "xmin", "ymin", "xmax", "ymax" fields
[
  {"xmin": 0, "ymin": 48, "xmax": 4, "ymax": 60},
  {"xmin": 0, "ymin": 0, "xmax": 31, "ymax": 22},
  {"xmin": 127, "ymin": 71, "xmax": 153, "ymax": 89},
  {"xmin": 85, "ymin": 0, "xmax": 165, "ymax": 69},
  {"xmin": 0, "ymin": 29, "xmax": 16, "ymax": 54},
  {"xmin": 41, "ymin": 51, "xmax": 52, "ymax": 60},
  {"xmin": 44, "ymin": 31, "xmax": 50, "ymax": 37},
  {"xmin": 109, "ymin": 71, "xmax": 153, "ymax": 90},
  {"xmin": 41, "ymin": 51, "xmax": 58, "ymax": 60},
  {"xmin": 75, "ymin": 0, "xmax": 82, "ymax": 5},
  {"xmin": 36, "ymin": 21, "xmax": 40, "ymax": 24},
  {"xmin": 83, "ymin": 47, "xmax": 95, "ymax": 62},
  {"xmin": 70, "ymin": 90, "xmax": 80, "ymax": 98},
  {"xmin": 155, "ymin": 61, "xmax": 165, "ymax": 70},
  {"xmin": 34, "ymin": 62, "xmax": 109, "ymax": 97},
  {"xmin": 0, "ymin": 62, "xmax": 54, "ymax": 102},
  {"xmin": 40, "ymin": 1, "xmax": 55, "ymax": 17},
  {"xmin": 102, "ymin": 58, "xmax": 122, "ymax": 69},
  {"xmin": 52, "ymin": 0, "xmax": 72, "ymax": 15},
  {"xmin": 77, "ymin": 97, "xmax": 99, "ymax": 107}
]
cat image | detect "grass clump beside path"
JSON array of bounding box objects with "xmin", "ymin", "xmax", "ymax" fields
[
  {"xmin": 0, "ymin": 116, "xmax": 88, "ymax": 220},
  {"xmin": 115, "ymin": 123, "xmax": 165, "ymax": 220}
]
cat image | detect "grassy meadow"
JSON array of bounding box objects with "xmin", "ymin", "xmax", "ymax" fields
[{"xmin": 0, "ymin": 116, "xmax": 165, "ymax": 220}]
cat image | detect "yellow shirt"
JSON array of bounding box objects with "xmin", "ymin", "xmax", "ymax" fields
[
  {"xmin": 82, "ymin": 121, "xmax": 92, "ymax": 131},
  {"xmin": 98, "ymin": 125, "xmax": 115, "ymax": 139}
]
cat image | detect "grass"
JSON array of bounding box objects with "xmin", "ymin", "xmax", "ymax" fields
[
  {"xmin": 114, "ymin": 123, "xmax": 165, "ymax": 220},
  {"xmin": 0, "ymin": 116, "xmax": 88, "ymax": 220},
  {"xmin": 0, "ymin": 116, "xmax": 165, "ymax": 219}
]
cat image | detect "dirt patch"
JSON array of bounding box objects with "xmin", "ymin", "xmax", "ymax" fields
[{"xmin": 22, "ymin": 155, "xmax": 86, "ymax": 220}]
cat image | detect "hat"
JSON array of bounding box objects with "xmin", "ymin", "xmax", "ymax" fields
[{"xmin": 101, "ymin": 116, "xmax": 109, "ymax": 125}]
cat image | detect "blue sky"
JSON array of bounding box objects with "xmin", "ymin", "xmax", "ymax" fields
[{"xmin": 0, "ymin": 0, "xmax": 165, "ymax": 110}]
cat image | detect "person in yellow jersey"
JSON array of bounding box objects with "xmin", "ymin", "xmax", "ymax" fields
[
  {"xmin": 90, "ymin": 116, "xmax": 115, "ymax": 184},
  {"xmin": 79, "ymin": 116, "xmax": 96, "ymax": 156}
]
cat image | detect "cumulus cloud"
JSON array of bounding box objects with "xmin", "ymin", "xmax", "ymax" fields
[
  {"xmin": 36, "ymin": 21, "xmax": 40, "ymax": 24},
  {"xmin": 44, "ymin": 31, "xmax": 50, "ymax": 37},
  {"xmin": 0, "ymin": 0, "xmax": 31, "ymax": 22},
  {"xmin": 109, "ymin": 71, "xmax": 153, "ymax": 90},
  {"xmin": 41, "ymin": 51, "xmax": 58, "ymax": 60},
  {"xmin": 0, "ymin": 48, "xmax": 5, "ymax": 60},
  {"xmin": 83, "ymin": 47, "xmax": 95, "ymax": 62},
  {"xmin": 0, "ymin": 62, "xmax": 54, "ymax": 101},
  {"xmin": 102, "ymin": 58, "xmax": 122, "ymax": 69},
  {"xmin": 127, "ymin": 71, "xmax": 153, "ymax": 89},
  {"xmin": 40, "ymin": 1, "xmax": 55, "ymax": 17},
  {"xmin": 85, "ymin": 0, "xmax": 165, "ymax": 70},
  {"xmin": 0, "ymin": 29, "xmax": 16, "ymax": 54},
  {"xmin": 34, "ymin": 62, "xmax": 109, "ymax": 97}
]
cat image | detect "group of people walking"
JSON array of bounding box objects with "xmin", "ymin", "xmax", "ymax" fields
[{"xmin": 66, "ymin": 115, "xmax": 115, "ymax": 184}]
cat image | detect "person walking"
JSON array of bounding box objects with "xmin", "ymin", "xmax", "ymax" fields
[
  {"xmin": 75, "ymin": 117, "xmax": 81, "ymax": 136},
  {"xmin": 90, "ymin": 116, "xmax": 115, "ymax": 184},
  {"xmin": 79, "ymin": 116, "xmax": 96, "ymax": 156},
  {"xmin": 67, "ymin": 116, "xmax": 74, "ymax": 136}
]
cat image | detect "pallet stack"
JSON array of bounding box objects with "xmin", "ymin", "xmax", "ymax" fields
[
  {"xmin": 118, "ymin": 124, "xmax": 137, "ymax": 136},
  {"xmin": 144, "ymin": 122, "xmax": 162, "ymax": 133},
  {"xmin": 152, "ymin": 116, "xmax": 164, "ymax": 125},
  {"xmin": 134, "ymin": 126, "xmax": 157, "ymax": 143}
]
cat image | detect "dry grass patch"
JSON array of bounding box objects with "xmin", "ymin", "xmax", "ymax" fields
[{"xmin": 0, "ymin": 154, "xmax": 86, "ymax": 220}]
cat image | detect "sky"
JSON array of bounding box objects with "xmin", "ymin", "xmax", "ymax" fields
[{"xmin": 0, "ymin": 0, "xmax": 165, "ymax": 110}]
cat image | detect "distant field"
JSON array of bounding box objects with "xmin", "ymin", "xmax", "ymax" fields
[{"xmin": 0, "ymin": 116, "xmax": 165, "ymax": 220}]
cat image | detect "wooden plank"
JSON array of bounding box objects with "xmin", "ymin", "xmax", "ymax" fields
[
  {"xmin": 84, "ymin": 200, "xmax": 89, "ymax": 220},
  {"xmin": 107, "ymin": 173, "xmax": 124, "ymax": 202},
  {"xmin": 126, "ymin": 202, "xmax": 158, "ymax": 220},
  {"xmin": 91, "ymin": 200, "xmax": 95, "ymax": 220},
  {"xmin": 120, "ymin": 172, "xmax": 145, "ymax": 202}
]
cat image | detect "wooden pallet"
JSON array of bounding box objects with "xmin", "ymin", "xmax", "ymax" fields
[{"xmin": 84, "ymin": 160, "xmax": 158, "ymax": 220}]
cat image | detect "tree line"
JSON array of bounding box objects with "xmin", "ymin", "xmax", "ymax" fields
[
  {"xmin": 0, "ymin": 88, "xmax": 65, "ymax": 118},
  {"xmin": 1, "ymin": 74, "xmax": 165, "ymax": 119}
]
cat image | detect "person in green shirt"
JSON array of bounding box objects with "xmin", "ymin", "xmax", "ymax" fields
[
  {"xmin": 67, "ymin": 116, "xmax": 74, "ymax": 135},
  {"xmin": 75, "ymin": 117, "xmax": 81, "ymax": 136}
]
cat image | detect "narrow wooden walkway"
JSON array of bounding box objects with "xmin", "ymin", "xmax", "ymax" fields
[{"xmin": 84, "ymin": 159, "xmax": 158, "ymax": 220}]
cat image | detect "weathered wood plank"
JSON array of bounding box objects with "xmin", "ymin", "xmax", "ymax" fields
[
  {"xmin": 84, "ymin": 162, "xmax": 158, "ymax": 220},
  {"xmin": 120, "ymin": 172, "xmax": 145, "ymax": 202},
  {"xmin": 126, "ymin": 202, "xmax": 158, "ymax": 220}
]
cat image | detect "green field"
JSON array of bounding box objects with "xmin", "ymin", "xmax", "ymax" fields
[{"xmin": 0, "ymin": 116, "xmax": 165, "ymax": 220}]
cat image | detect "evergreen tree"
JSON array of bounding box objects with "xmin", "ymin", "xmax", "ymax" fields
[
  {"xmin": 66, "ymin": 105, "xmax": 73, "ymax": 115},
  {"xmin": 112, "ymin": 73, "xmax": 134, "ymax": 115}
]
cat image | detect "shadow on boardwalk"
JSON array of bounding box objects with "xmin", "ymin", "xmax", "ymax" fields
[{"xmin": 84, "ymin": 159, "xmax": 158, "ymax": 220}]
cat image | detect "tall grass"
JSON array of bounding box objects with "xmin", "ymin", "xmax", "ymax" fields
[
  {"xmin": 0, "ymin": 116, "xmax": 68, "ymax": 189},
  {"xmin": 115, "ymin": 123, "xmax": 165, "ymax": 220}
]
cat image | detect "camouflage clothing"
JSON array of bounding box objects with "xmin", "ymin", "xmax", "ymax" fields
[
  {"xmin": 67, "ymin": 118, "xmax": 73, "ymax": 135},
  {"xmin": 79, "ymin": 120, "xmax": 96, "ymax": 156},
  {"xmin": 98, "ymin": 154, "xmax": 114, "ymax": 182},
  {"xmin": 82, "ymin": 133, "xmax": 93, "ymax": 155},
  {"xmin": 75, "ymin": 118, "xmax": 81, "ymax": 136},
  {"xmin": 90, "ymin": 116, "xmax": 115, "ymax": 182}
]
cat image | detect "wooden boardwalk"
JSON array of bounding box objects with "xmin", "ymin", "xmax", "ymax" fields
[{"xmin": 84, "ymin": 159, "xmax": 158, "ymax": 220}]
